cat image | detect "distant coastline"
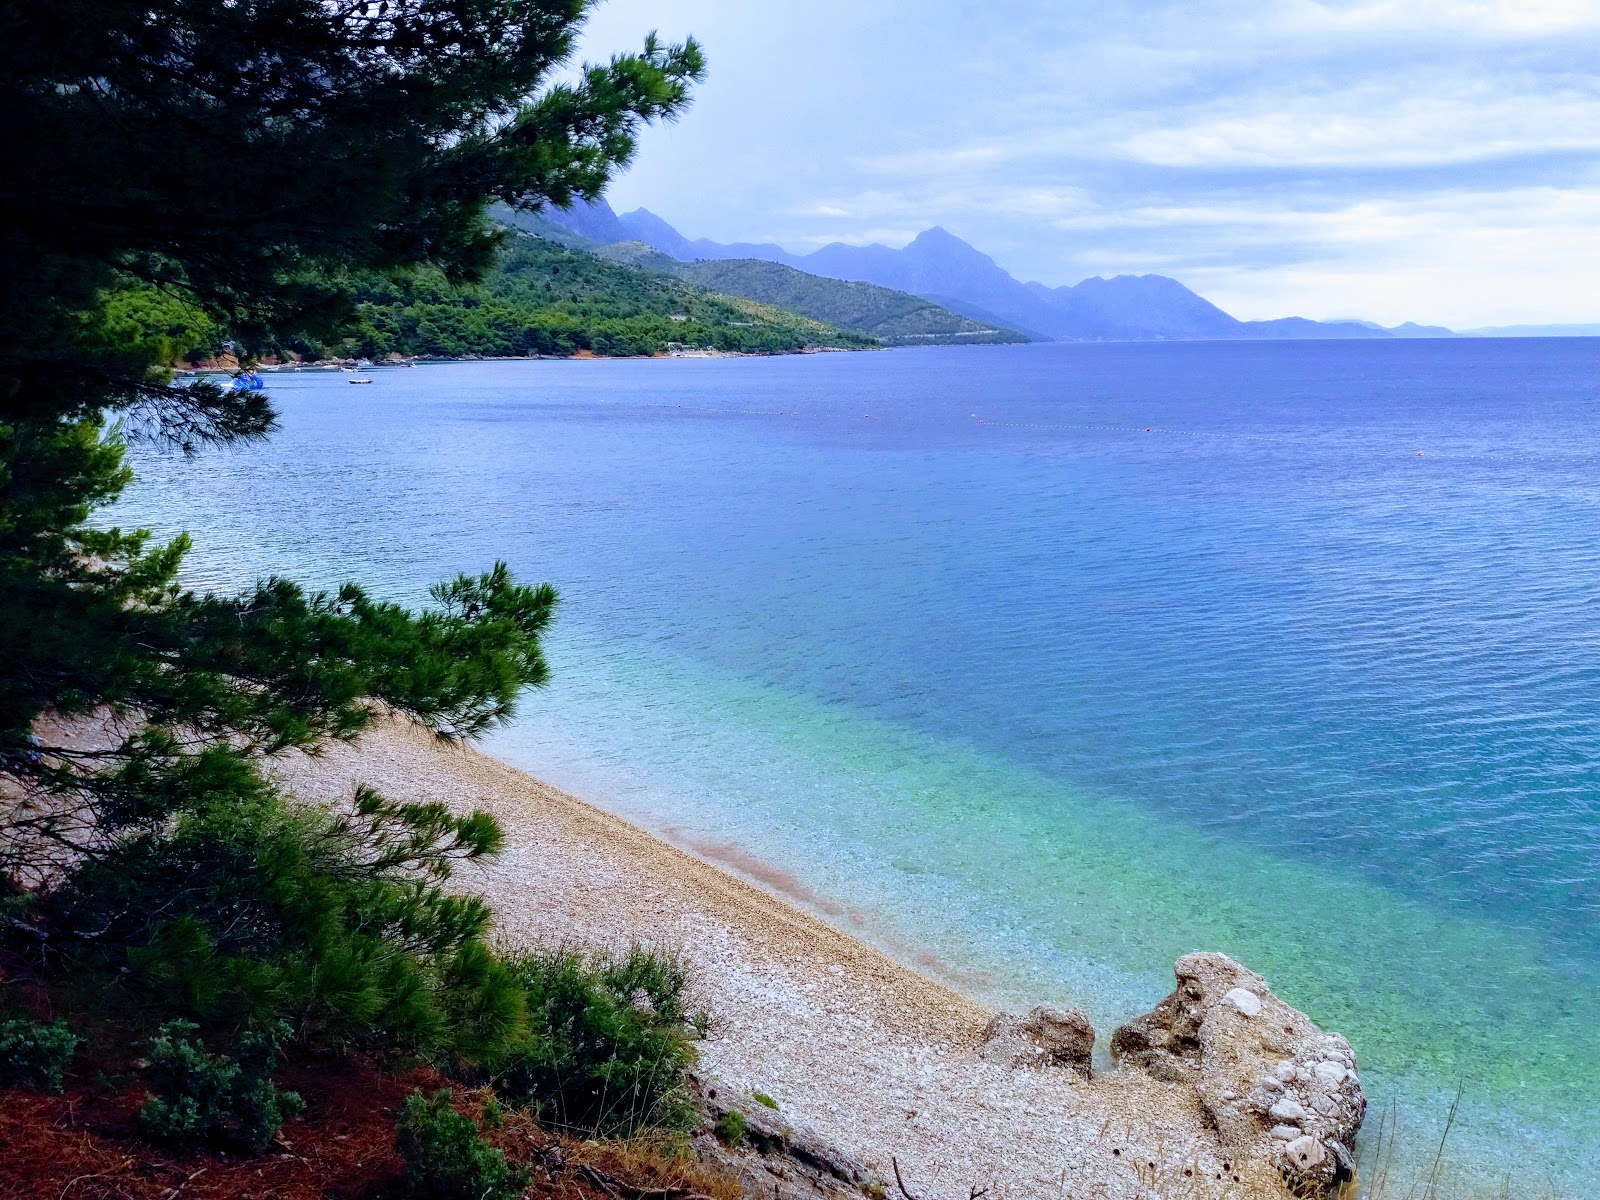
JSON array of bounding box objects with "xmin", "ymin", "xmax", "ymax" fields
[{"xmin": 176, "ymin": 344, "xmax": 880, "ymax": 375}]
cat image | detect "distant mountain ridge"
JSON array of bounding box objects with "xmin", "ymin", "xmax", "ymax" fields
[
  {"xmin": 669, "ymin": 258, "xmax": 1027, "ymax": 346},
  {"xmin": 528, "ymin": 200, "xmax": 1455, "ymax": 344},
  {"xmin": 492, "ymin": 203, "xmax": 1023, "ymax": 347}
]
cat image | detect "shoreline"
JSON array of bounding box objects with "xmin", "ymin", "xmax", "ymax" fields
[
  {"xmin": 275, "ymin": 719, "xmax": 1296, "ymax": 1200},
  {"xmin": 174, "ymin": 346, "xmax": 878, "ymax": 374}
]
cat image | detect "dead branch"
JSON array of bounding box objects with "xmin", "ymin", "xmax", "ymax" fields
[
  {"xmin": 573, "ymin": 1162, "xmax": 712, "ymax": 1200},
  {"xmin": 891, "ymin": 1158, "xmax": 988, "ymax": 1200}
]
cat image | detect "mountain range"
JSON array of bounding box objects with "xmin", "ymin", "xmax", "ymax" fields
[
  {"xmin": 533, "ymin": 199, "xmax": 1458, "ymax": 344},
  {"xmin": 491, "ymin": 204, "xmax": 1026, "ymax": 346}
]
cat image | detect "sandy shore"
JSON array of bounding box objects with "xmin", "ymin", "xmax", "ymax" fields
[{"xmin": 276, "ymin": 721, "xmax": 1285, "ymax": 1200}]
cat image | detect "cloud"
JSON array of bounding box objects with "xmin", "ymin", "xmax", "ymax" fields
[
  {"xmin": 1120, "ymin": 82, "xmax": 1600, "ymax": 168},
  {"xmin": 1278, "ymin": 0, "xmax": 1600, "ymax": 36},
  {"xmin": 856, "ymin": 74, "xmax": 1600, "ymax": 175},
  {"xmin": 1064, "ymin": 184, "xmax": 1600, "ymax": 324}
]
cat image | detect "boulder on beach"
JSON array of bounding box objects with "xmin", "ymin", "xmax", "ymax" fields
[
  {"xmin": 1111, "ymin": 953, "xmax": 1365, "ymax": 1195},
  {"xmin": 978, "ymin": 1004, "xmax": 1095, "ymax": 1076}
]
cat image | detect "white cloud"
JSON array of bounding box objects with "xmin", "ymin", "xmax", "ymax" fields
[
  {"xmin": 857, "ymin": 79, "xmax": 1600, "ymax": 175},
  {"xmin": 1280, "ymin": 0, "xmax": 1600, "ymax": 36},
  {"xmin": 1122, "ymin": 83, "xmax": 1600, "ymax": 167},
  {"xmin": 1090, "ymin": 185, "xmax": 1600, "ymax": 325}
]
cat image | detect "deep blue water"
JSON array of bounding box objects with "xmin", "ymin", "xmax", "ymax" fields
[{"xmin": 118, "ymin": 341, "xmax": 1600, "ymax": 1194}]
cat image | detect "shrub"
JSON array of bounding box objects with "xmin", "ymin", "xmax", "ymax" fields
[
  {"xmin": 395, "ymin": 1088, "xmax": 530, "ymax": 1200},
  {"xmin": 713, "ymin": 1109, "xmax": 746, "ymax": 1147},
  {"xmin": 53, "ymin": 765, "xmax": 533, "ymax": 1063},
  {"xmin": 752, "ymin": 1091, "xmax": 778, "ymax": 1110},
  {"xmin": 0, "ymin": 1017, "xmax": 79, "ymax": 1093},
  {"xmin": 137, "ymin": 1019, "xmax": 305, "ymax": 1151},
  {"xmin": 493, "ymin": 945, "xmax": 699, "ymax": 1137}
]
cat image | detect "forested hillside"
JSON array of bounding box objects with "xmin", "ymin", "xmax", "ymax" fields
[
  {"xmin": 501, "ymin": 204, "xmax": 1024, "ymax": 347},
  {"xmin": 670, "ymin": 259, "xmax": 1027, "ymax": 345},
  {"xmin": 342, "ymin": 235, "xmax": 873, "ymax": 358}
]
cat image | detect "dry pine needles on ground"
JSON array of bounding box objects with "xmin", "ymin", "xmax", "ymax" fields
[{"xmin": 0, "ymin": 1059, "xmax": 740, "ymax": 1200}]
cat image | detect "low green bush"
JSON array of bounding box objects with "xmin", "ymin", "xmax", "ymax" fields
[
  {"xmin": 752, "ymin": 1090, "xmax": 778, "ymax": 1110},
  {"xmin": 493, "ymin": 945, "xmax": 699, "ymax": 1137},
  {"xmin": 713, "ymin": 1108, "xmax": 746, "ymax": 1147},
  {"xmin": 137, "ymin": 1019, "xmax": 304, "ymax": 1151},
  {"xmin": 395, "ymin": 1088, "xmax": 530, "ymax": 1200},
  {"xmin": 0, "ymin": 1017, "xmax": 79, "ymax": 1093}
]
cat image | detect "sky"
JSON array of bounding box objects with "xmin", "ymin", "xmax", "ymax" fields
[{"xmin": 573, "ymin": 1, "xmax": 1600, "ymax": 327}]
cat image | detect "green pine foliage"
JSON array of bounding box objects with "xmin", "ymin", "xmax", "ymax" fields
[
  {"xmin": 0, "ymin": 0, "xmax": 712, "ymax": 1146},
  {"xmin": 493, "ymin": 946, "xmax": 701, "ymax": 1137},
  {"xmin": 395, "ymin": 1088, "xmax": 532, "ymax": 1200},
  {"xmin": 0, "ymin": 1018, "xmax": 80, "ymax": 1094},
  {"xmin": 49, "ymin": 765, "xmax": 538, "ymax": 1056},
  {"xmin": 138, "ymin": 1020, "xmax": 306, "ymax": 1152},
  {"xmin": 335, "ymin": 235, "xmax": 875, "ymax": 360},
  {"xmin": 95, "ymin": 286, "xmax": 222, "ymax": 370},
  {"xmin": 713, "ymin": 1108, "xmax": 746, "ymax": 1147}
]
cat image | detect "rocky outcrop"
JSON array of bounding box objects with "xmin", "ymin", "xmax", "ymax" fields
[
  {"xmin": 695, "ymin": 1078, "xmax": 883, "ymax": 1200},
  {"xmin": 977, "ymin": 1004, "xmax": 1095, "ymax": 1076},
  {"xmin": 1111, "ymin": 953, "xmax": 1365, "ymax": 1195}
]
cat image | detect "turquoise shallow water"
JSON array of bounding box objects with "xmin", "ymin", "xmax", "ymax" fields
[{"xmin": 117, "ymin": 343, "xmax": 1600, "ymax": 1194}]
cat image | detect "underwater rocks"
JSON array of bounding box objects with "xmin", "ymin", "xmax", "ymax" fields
[{"xmin": 1111, "ymin": 953, "xmax": 1366, "ymax": 1195}]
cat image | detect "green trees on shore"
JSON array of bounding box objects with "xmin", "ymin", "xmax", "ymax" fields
[
  {"xmin": 1, "ymin": 0, "xmax": 705, "ymax": 1153},
  {"xmin": 334, "ymin": 237, "xmax": 874, "ymax": 360}
]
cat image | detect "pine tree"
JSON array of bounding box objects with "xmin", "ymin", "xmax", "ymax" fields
[{"xmin": 0, "ymin": 0, "xmax": 702, "ymax": 1059}]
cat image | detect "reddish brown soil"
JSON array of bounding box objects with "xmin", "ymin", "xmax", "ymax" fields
[
  {"xmin": 0, "ymin": 1060, "xmax": 737, "ymax": 1200},
  {"xmin": 0, "ymin": 1057, "xmax": 430, "ymax": 1200}
]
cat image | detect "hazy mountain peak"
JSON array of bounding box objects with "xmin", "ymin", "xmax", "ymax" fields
[
  {"xmin": 906, "ymin": 226, "xmax": 996, "ymax": 262},
  {"xmin": 617, "ymin": 207, "xmax": 698, "ymax": 260},
  {"xmin": 540, "ymin": 196, "xmax": 631, "ymax": 245}
]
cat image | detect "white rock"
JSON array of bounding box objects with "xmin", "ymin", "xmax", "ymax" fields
[
  {"xmin": 1269, "ymin": 1098, "xmax": 1307, "ymax": 1122},
  {"xmin": 1110, "ymin": 953, "xmax": 1366, "ymax": 1196},
  {"xmin": 1313, "ymin": 1061, "xmax": 1347, "ymax": 1086},
  {"xmin": 1223, "ymin": 987, "xmax": 1262, "ymax": 1017},
  {"xmin": 1285, "ymin": 1136, "xmax": 1328, "ymax": 1170}
]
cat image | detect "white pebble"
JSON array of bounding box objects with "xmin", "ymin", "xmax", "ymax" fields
[{"xmin": 1223, "ymin": 987, "xmax": 1262, "ymax": 1017}]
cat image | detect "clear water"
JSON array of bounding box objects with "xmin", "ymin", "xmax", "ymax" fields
[{"xmin": 116, "ymin": 343, "xmax": 1600, "ymax": 1194}]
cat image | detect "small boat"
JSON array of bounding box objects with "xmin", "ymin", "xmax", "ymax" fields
[
  {"xmin": 220, "ymin": 369, "xmax": 265, "ymax": 394},
  {"xmin": 348, "ymin": 377, "xmax": 374, "ymax": 385}
]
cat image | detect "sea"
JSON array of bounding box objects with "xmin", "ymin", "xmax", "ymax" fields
[{"xmin": 116, "ymin": 341, "xmax": 1600, "ymax": 1195}]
